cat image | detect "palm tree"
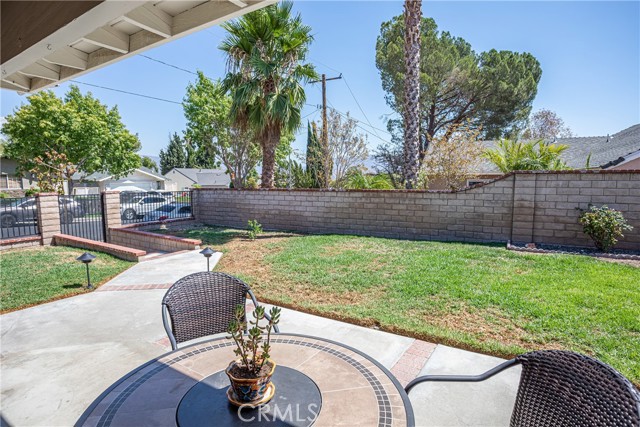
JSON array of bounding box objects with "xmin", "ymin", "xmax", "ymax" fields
[
  {"xmin": 220, "ymin": 2, "xmax": 317, "ymax": 188},
  {"xmin": 402, "ymin": 0, "xmax": 422, "ymax": 188},
  {"xmin": 483, "ymin": 139, "xmax": 570, "ymax": 172}
]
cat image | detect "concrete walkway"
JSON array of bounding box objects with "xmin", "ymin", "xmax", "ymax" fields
[{"xmin": 1, "ymin": 251, "xmax": 519, "ymax": 426}]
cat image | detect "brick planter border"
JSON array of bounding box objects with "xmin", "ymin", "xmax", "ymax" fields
[
  {"xmin": 109, "ymin": 227, "xmax": 201, "ymax": 253},
  {"xmin": 0, "ymin": 235, "xmax": 42, "ymax": 250},
  {"xmin": 53, "ymin": 234, "xmax": 146, "ymax": 262}
]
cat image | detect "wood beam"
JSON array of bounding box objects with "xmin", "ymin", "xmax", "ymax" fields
[
  {"xmin": 172, "ymin": 0, "xmax": 241, "ymax": 35},
  {"xmin": 2, "ymin": 73, "xmax": 31, "ymax": 91},
  {"xmin": 1, "ymin": 80, "xmax": 26, "ymax": 91},
  {"xmin": 43, "ymin": 47, "xmax": 89, "ymax": 70},
  {"xmin": 87, "ymin": 47, "xmax": 124, "ymax": 68},
  {"xmin": 81, "ymin": 26, "xmax": 129, "ymax": 54},
  {"xmin": 227, "ymin": 0, "xmax": 248, "ymax": 7},
  {"xmin": 18, "ymin": 61, "xmax": 60, "ymax": 81},
  {"xmin": 129, "ymin": 30, "xmax": 164, "ymax": 52},
  {"xmin": 122, "ymin": 4, "xmax": 173, "ymax": 38}
]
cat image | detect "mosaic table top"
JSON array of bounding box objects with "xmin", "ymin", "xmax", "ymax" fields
[{"xmin": 77, "ymin": 334, "xmax": 414, "ymax": 427}]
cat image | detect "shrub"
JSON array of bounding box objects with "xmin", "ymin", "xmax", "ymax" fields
[
  {"xmin": 24, "ymin": 187, "xmax": 40, "ymax": 197},
  {"xmin": 579, "ymin": 205, "xmax": 633, "ymax": 252},
  {"xmin": 247, "ymin": 219, "xmax": 263, "ymax": 240},
  {"xmin": 0, "ymin": 192, "xmax": 8, "ymax": 199}
]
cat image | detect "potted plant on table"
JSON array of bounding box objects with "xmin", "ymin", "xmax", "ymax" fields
[{"xmin": 226, "ymin": 304, "xmax": 281, "ymax": 406}]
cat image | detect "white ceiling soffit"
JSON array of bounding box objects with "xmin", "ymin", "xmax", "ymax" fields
[{"xmin": 1, "ymin": 0, "xmax": 275, "ymax": 93}]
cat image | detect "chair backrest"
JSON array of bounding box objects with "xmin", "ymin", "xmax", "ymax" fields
[
  {"xmin": 511, "ymin": 350, "xmax": 640, "ymax": 427},
  {"xmin": 162, "ymin": 272, "xmax": 249, "ymax": 347}
]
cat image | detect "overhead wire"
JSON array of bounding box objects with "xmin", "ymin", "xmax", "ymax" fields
[
  {"xmin": 139, "ymin": 55, "xmax": 199, "ymax": 76},
  {"xmin": 69, "ymin": 80, "xmax": 182, "ymax": 105}
]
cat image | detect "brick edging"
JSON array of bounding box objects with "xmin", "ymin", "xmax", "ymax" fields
[
  {"xmin": 109, "ymin": 227, "xmax": 201, "ymax": 244},
  {"xmin": 0, "ymin": 235, "xmax": 41, "ymax": 245},
  {"xmin": 390, "ymin": 340, "xmax": 437, "ymax": 387},
  {"xmin": 53, "ymin": 234, "xmax": 146, "ymax": 262}
]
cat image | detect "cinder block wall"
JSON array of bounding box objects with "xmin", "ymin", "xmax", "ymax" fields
[{"xmin": 193, "ymin": 171, "xmax": 640, "ymax": 250}]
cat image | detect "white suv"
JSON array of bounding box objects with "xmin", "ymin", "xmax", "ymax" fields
[{"xmin": 120, "ymin": 196, "xmax": 168, "ymax": 221}]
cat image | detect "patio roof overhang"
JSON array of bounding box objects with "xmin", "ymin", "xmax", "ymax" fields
[{"xmin": 1, "ymin": 0, "xmax": 274, "ymax": 94}]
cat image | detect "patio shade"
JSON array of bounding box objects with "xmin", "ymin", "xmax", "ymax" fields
[{"xmin": 1, "ymin": 0, "xmax": 275, "ymax": 93}]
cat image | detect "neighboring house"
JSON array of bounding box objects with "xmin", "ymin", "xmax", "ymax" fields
[
  {"xmin": 0, "ymin": 157, "xmax": 55, "ymax": 196},
  {"xmin": 164, "ymin": 168, "xmax": 230, "ymax": 189},
  {"xmin": 437, "ymin": 123, "xmax": 640, "ymax": 190},
  {"xmin": 73, "ymin": 167, "xmax": 168, "ymax": 194}
]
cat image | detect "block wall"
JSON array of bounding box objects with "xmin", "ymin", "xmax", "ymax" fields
[{"xmin": 193, "ymin": 171, "xmax": 639, "ymax": 250}]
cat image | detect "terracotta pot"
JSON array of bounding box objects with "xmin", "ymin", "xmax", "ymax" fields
[{"xmin": 225, "ymin": 359, "xmax": 277, "ymax": 406}]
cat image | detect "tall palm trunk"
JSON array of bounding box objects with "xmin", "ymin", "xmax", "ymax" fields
[
  {"xmin": 261, "ymin": 128, "xmax": 280, "ymax": 188},
  {"xmin": 402, "ymin": 0, "xmax": 422, "ymax": 189}
]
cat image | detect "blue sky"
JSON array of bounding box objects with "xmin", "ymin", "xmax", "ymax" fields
[{"xmin": 1, "ymin": 1, "xmax": 639, "ymax": 159}]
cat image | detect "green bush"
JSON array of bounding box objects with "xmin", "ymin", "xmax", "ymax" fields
[
  {"xmin": 579, "ymin": 205, "xmax": 633, "ymax": 252},
  {"xmin": 247, "ymin": 219, "xmax": 263, "ymax": 240},
  {"xmin": 24, "ymin": 187, "xmax": 40, "ymax": 197}
]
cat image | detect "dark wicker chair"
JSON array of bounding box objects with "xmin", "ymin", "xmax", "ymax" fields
[
  {"xmin": 162, "ymin": 272, "xmax": 279, "ymax": 350},
  {"xmin": 405, "ymin": 350, "xmax": 640, "ymax": 427}
]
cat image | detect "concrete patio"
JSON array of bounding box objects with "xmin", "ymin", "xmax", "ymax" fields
[{"xmin": 1, "ymin": 250, "xmax": 520, "ymax": 426}]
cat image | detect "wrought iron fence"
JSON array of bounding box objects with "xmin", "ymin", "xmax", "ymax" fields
[
  {"xmin": 120, "ymin": 191, "xmax": 193, "ymax": 225},
  {"xmin": 59, "ymin": 194, "xmax": 106, "ymax": 242},
  {"xmin": 0, "ymin": 197, "xmax": 40, "ymax": 239}
]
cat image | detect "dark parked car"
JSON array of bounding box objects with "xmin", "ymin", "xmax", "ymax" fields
[
  {"xmin": 0, "ymin": 198, "xmax": 84, "ymax": 228},
  {"xmin": 143, "ymin": 203, "xmax": 192, "ymax": 222}
]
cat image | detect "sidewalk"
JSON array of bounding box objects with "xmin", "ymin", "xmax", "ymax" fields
[{"xmin": 0, "ymin": 250, "xmax": 519, "ymax": 426}]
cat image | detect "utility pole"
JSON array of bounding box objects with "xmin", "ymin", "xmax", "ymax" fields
[{"xmin": 310, "ymin": 73, "xmax": 341, "ymax": 186}]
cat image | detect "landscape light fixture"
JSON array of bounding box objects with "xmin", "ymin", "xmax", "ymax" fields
[
  {"xmin": 200, "ymin": 247, "xmax": 215, "ymax": 271},
  {"xmin": 76, "ymin": 252, "xmax": 97, "ymax": 289}
]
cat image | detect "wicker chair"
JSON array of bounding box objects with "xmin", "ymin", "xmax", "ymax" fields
[
  {"xmin": 405, "ymin": 350, "xmax": 640, "ymax": 427},
  {"xmin": 162, "ymin": 272, "xmax": 279, "ymax": 350}
]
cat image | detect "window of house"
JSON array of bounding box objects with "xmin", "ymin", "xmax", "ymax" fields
[{"xmin": 0, "ymin": 174, "xmax": 22, "ymax": 189}]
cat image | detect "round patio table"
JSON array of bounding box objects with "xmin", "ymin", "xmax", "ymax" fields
[{"xmin": 76, "ymin": 333, "xmax": 414, "ymax": 427}]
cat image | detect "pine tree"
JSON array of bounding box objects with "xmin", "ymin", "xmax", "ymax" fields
[
  {"xmin": 159, "ymin": 133, "xmax": 187, "ymax": 174},
  {"xmin": 305, "ymin": 121, "xmax": 325, "ymax": 188}
]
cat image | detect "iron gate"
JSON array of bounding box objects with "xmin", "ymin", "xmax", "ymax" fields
[{"xmin": 59, "ymin": 194, "xmax": 106, "ymax": 242}]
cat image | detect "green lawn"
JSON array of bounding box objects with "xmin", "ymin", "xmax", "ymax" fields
[
  {"xmin": 1, "ymin": 246, "xmax": 133, "ymax": 312},
  {"xmin": 161, "ymin": 226, "xmax": 640, "ymax": 384}
]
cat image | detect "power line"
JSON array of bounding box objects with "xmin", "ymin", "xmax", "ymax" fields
[
  {"xmin": 139, "ymin": 54, "xmax": 198, "ymax": 76},
  {"xmin": 342, "ymin": 76, "xmax": 385, "ymax": 139},
  {"xmin": 302, "ymin": 108, "xmax": 320, "ymax": 120},
  {"xmin": 69, "ymin": 80, "xmax": 182, "ymax": 105},
  {"xmin": 333, "ymin": 109, "xmax": 391, "ymax": 144}
]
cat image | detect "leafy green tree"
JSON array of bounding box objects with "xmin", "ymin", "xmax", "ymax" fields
[
  {"xmin": 220, "ymin": 1, "xmax": 317, "ymax": 188},
  {"xmin": 141, "ymin": 156, "xmax": 158, "ymax": 172},
  {"xmin": 343, "ymin": 169, "xmax": 394, "ymax": 190},
  {"xmin": 2, "ymin": 86, "xmax": 141, "ymax": 193},
  {"xmin": 305, "ymin": 121, "xmax": 326, "ymax": 188},
  {"xmin": 183, "ymin": 72, "xmax": 261, "ymax": 188},
  {"xmin": 159, "ymin": 133, "xmax": 187, "ymax": 174},
  {"xmin": 483, "ymin": 139, "xmax": 569, "ymax": 172},
  {"xmin": 375, "ymin": 15, "xmax": 542, "ymax": 178}
]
